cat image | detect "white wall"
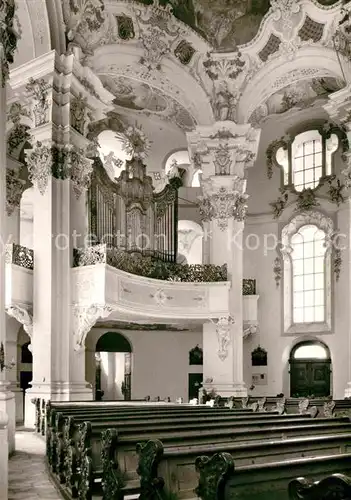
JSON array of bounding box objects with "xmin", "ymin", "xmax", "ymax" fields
[
  {"xmin": 86, "ymin": 328, "xmax": 203, "ymax": 402},
  {"xmin": 243, "ymin": 106, "xmax": 350, "ymax": 399}
]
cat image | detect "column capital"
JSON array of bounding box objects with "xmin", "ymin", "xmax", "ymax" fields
[
  {"xmin": 187, "ymin": 122, "xmax": 261, "ymax": 177},
  {"xmin": 25, "ymin": 141, "xmax": 94, "ymax": 197},
  {"xmin": 198, "ymin": 175, "xmax": 248, "ymax": 229}
]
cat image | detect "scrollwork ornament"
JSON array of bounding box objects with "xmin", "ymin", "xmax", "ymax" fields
[
  {"xmin": 288, "ymin": 473, "xmax": 351, "ymax": 499},
  {"xmin": 5, "ymin": 305, "xmax": 33, "ymax": 338},
  {"xmin": 198, "ymin": 178, "xmax": 248, "ymax": 230},
  {"xmin": 72, "ymin": 304, "xmax": 114, "ymax": 351},
  {"xmin": 212, "ymin": 316, "xmax": 235, "ymax": 361}
]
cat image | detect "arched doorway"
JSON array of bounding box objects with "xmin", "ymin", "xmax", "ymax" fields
[
  {"xmin": 289, "ymin": 341, "xmax": 331, "ymax": 398},
  {"xmin": 95, "ymin": 332, "xmax": 132, "ymax": 401}
]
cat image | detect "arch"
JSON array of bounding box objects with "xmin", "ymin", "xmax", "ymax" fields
[
  {"xmin": 21, "ymin": 342, "xmax": 33, "ymax": 364},
  {"xmin": 178, "ymin": 220, "xmax": 203, "ymax": 265},
  {"xmin": 94, "ymin": 331, "xmax": 133, "ymax": 401},
  {"xmin": 95, "ymin": 331, "xmax": 132, "ymax": 353},
  {"xmin": 237, "ymin": 46, "xmax": 349, "ymax": 124},
  {"xmin": 290, "ymin": 340, "xmax": 331, "ymax": 360}
]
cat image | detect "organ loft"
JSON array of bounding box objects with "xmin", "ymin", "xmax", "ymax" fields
[{"xmin": 1, "ymin": 0, "xmax": 351, "ymax": 498}]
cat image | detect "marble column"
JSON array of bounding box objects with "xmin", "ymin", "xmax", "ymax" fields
[
  {"xmin": 187, "ymin": 122, "xmax": 261, "ymax": 397},
  {"xmin": 0, "ymin": 45, "xmax": 16, "ymax": 453},
  {"xmin": 324, "ymin": 85, "xmax": 351, "ymax": 397}
]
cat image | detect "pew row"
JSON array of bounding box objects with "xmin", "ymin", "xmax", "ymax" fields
[
  {"xmin": 137, "ymin": 441, "xmax": 351, "ymax": 500},
  {"xmin": 75, "ymin": 417, "xmax": 351, "ymax": 499},
  {"xmin": 288, "ymin": 472, "xmax": 351, "ymax": 499}
]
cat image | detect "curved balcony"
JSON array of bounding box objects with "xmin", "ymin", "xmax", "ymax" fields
[
  {"xmin": 71, "ymin": 245, "xmax": 259, "ymax": 329},
  {"xmin": 71, "ymin": 245, "xmax": 231, "ymax": 321}
]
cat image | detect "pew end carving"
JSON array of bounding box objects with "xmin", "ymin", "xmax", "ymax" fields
[
  {"xmin": 195, "ymin": 452, "xmax": 235, "ymax": 500},
  {"xmin": 136, "ymin": 439, "xmax": 165, "ymax": 499},
  {"xmin": 288, "ymin": 473, "xmax": 351, "ymax": 499}
]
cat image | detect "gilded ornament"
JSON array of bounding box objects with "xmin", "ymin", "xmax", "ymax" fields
[
  {"xmin": 214, "ymin": 143, "xmax": 232, "ymax": 175},
  {"xmin": 6, "ymin": 169, "xmax": 26, "ymax": 215},
  {"xmin": 174, "ymin": 40, "xmax": 195, "ymax": 65},
  {"xmin": 0, "ymin": 0, "xmax": 20, "ymax": 85},
  {"xmin": 195, "ymin": 452, "xmax": 234, "ymax": 500},
  {"xmin": 116, "ymin": 15, "xmax": 135, "ymax": 40},
  {"xmin": 25, "ymin": 78, "xmax": 51, "ymax": 126},
  {"xmin": 270, "ymin": 190, "xmax": 289, "ymax": 219},
  {"xmin": 25, "ymin": 141, "xmax": 53, "ymax": 195},
  {"xmin": 273, "ymin": 256, "xmax": 282, "ymax": 287},
  {"xmin": 7, "ymin": 102, "xmax": 31, "ymax": 156},
  {"xmin": 295, "ymin": 189, "xmax": 320, "ymax": 212},
  {"xmin": 70, "ymin": 93, "xmax": 87, "ymax": 135}
]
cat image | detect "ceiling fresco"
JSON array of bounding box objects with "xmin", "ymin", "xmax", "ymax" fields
[
  {"xmin": 133, "ymin": 0, "xmax": 339, "ymax": 50},
  {"xmin": 99, "ymin": 74, "xmax": 196, "ymax": 131},
  {"xmin": 249, "ymin": 77, "xmax": 345, "ymax": 125},
  {"xmin": 136, "ymin": 0, "xmax": 271, "ymax": 49},
  {"xmin": 99, "ymin": 75, "xmax": 168, "ymax": 112}
]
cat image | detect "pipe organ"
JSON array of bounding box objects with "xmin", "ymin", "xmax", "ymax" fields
[{"xmin": 88, "ymin": 157, "xmax": 180, "ymax": 262}]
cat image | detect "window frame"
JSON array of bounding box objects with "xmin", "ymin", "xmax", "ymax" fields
[
  {"xmin": 273, "ymin": 123, "xmax": 343, "ymax": 193},
  {"xmin": 281, "ymin": 211, "xmax": 334, "ymax": 335}
]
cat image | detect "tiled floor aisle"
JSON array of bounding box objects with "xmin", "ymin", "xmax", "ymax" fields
[{"xmin": 8, "ymin": 430, "xmax": 63, "ymax": 500}]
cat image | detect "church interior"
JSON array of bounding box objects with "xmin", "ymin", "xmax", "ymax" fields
[{"xmin": 2, "ymin": 0, "xmax": 351, "ymax": 498}]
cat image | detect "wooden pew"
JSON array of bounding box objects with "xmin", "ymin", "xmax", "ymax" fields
[
  {"xmin": 288, "ymin": 472, "xmax": 351, "ymax": 499},
  {"xmin": 195, "ymin": 453, "xmax": 351, "ymax": 500},
  {"xmin": 135, "ymin": 441, "xmax": 351, "ymax": 500},
  {"xmin": 75, "ymin": 416, "xmax": 351, "ymax": 500}
]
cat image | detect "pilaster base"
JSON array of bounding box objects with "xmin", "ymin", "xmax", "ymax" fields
[
  {"xmin": 24, "ymin": 382, "xmax": 93, "ymax": 428},
  {"xmin": 202, "ymin": 382, "xmax": 247, "ymax": 398},
  {"xmin": 8, "ymin": 384, "xmax": 24, "ymax": 423},
  {"xmin": 344, "ymin": 382, "xmax": 351, "ymax": 399},
  {"xmin": 0, "ymin": 382, "xmax": 15, "ymax": 455}
]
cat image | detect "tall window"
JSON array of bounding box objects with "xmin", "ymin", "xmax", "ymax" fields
[
  {"xmin": 281, "ymin": 212, "xmax": 333, "ymax": 334},
  {"xmin": 275, "ymin": 128, "xmax": 339, "ymax": 191},
  {"xmin": 291, "ymin": 225, "xmax": 326, "ymax": 323},
  {"xmin": 292, "ymin": 131, "xmax": 322, "ymax": 192}
]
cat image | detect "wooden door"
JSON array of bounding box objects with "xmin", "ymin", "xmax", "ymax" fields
[
  {"xmin": 290, "ymin": 360, "xmax": 330, "ymax": 397},
  {"xmin": 188, "ymin": 373, "xmax": 203, "ymax": 401}
]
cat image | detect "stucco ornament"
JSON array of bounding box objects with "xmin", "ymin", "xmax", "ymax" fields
[
  {"xmin": 72, "ymin": 304, "xmax": 114, "ymax": 351},
  {"xmin": 119, "ymin": 124, "xmax": 151, "ymax": 160},
  {"xmin": 7, "ymin": 102, "xmax": 31, "ymax": 157},
  {"xmin": 25, "ymin": 141, "xmax": 53, "ymax": 195},
  {"xmin": 0, "ymin": 0, "xmax": 20, "ymax": 85},
  {"xmin": 6, "ymin": 305, "xmax": 33, "ymax": 338},
  {"xmin": 198, "ymin": 176, "xmax": 248, "ymax": 230},
  {"xmin": 67, "ymin": 147, "xmax": 94, "ymax": 199},
  {"xmin": 203, "ymin": 52, "xmax": 246, "ymax": 122},
  {"xmin": 25, "ymin": 78, "xmax": 51, "ymax": 127},
  {"xmin": 269, "ymin": 0, "xmax": 301, "ymax": 35},
  {"xmin": 63, "ymin": 0, "xmax": 105, "ymax": 47},
  {"xmin": 213, "ymin": 316, "xmax": 235, "ymax": 361},
  {"xmin": 6, "ymin": 169, "xmax": 26, "ymax": 216},
  {"xmin": 341, "ymin": 152, "xmax": 351, "ymax": 188}
]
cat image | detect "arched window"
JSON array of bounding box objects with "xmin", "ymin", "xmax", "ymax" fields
[
  {"xmin": 275, "ymin": 128, "xmax": 339, "ymax": 191},
  {"xmin": 292, "ymin": 343, "xmax": 328, "ymax": 360},
  {"xmin": 281, "ymin": 212, "xmax": 333, "ymax": 334}
]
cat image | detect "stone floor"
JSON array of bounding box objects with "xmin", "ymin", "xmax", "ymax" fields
[{"xmin": 8, "ymin": 430, "xmax": 63, "ymax": 500}]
